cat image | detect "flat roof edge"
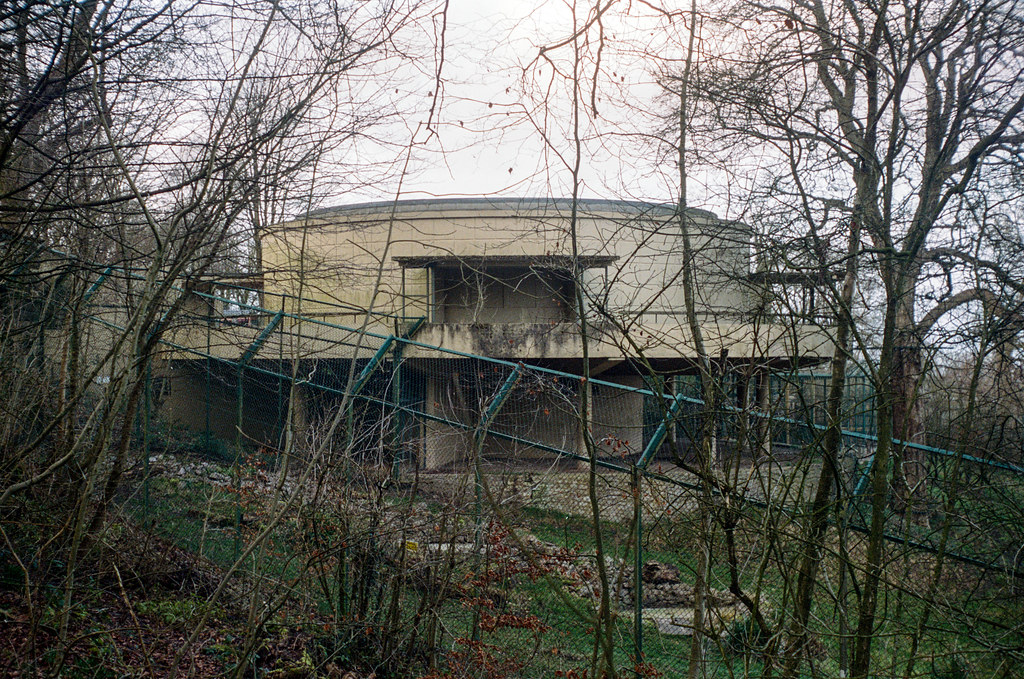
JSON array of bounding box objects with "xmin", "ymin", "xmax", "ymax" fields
[
  {"xmin": 297, "ymin": 197, "xmax": 719, "ymax": 222},
  {"xmin": 393, "ymin": 254, "xmax": 618, "ymax": 268}
]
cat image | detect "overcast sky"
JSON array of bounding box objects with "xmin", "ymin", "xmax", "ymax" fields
[{"xmin": 341, "ymin": 0, "xmax": 719, "ymax": 213}]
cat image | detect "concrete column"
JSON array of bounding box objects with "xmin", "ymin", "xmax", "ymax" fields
[{"xmin": 422, "ymin": 372, "xmax": 469, "ymax": 469}]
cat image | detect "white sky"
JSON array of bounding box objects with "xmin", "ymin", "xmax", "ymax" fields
[{"xmin": 341, "ymin": 0, "xmax": 718, "ymax": 213}]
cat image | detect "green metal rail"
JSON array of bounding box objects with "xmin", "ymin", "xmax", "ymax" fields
[{"xmin": 70, "ymin": 266, "xmax": 1024, "ymax": 579}]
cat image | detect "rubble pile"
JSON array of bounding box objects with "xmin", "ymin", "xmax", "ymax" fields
[{"xmin": 617, "ymin": 561, "xmax": 738, "ymax": 609}]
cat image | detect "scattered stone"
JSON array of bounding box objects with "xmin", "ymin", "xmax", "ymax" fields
[
  {"xmin": 642, "ymin": 561, "xmax": 681, "ymax": 584},
  {"xmin": 523, "ymin": 534, "xmax": 558, "ymax": 555},
  {"xmin": 611, "ymin": 561, "xmax": 738, "ymax": 609}
]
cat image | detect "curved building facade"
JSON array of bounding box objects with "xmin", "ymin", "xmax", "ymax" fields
[
  {"xmin": 260, "ymin": 197, "xmax": 827, "ymax": 371},
  {"xmin": 157, "ymin": 198, "xmax": 833, "ymax": 467}
]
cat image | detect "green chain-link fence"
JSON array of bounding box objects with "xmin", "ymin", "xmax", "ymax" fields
[{"xmin": 96, "ymin": 280, "xmax": 1024, "ymax": 678}]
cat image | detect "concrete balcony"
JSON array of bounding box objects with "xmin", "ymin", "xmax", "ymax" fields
[
  {"xmin": 406, "ymin": 322, "xmax": 585, "ymax": 360},
  {"xmin": 405, "ymin": 318, "xmax": 834, "ymax": 367}
]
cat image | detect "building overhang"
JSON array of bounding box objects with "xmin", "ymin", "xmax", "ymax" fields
[{"xmin": 393, "ymin": 254, "xmax": 617, "ymax": 270}]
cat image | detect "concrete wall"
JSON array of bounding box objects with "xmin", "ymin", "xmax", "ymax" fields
[
  {"xmin": 154, "ymin": 198, "xmax": 834, "ymax": 469},
  {"xmin": 259, "ymin": 198, "xmax": 776, "ymax": 360},
  {"xmin": 415, "ymin": 365, "xmax": 651, "ymax": 470},
  {"xmin": 159, "ymin": 360, "xmax": 307, "ymax": 451}
]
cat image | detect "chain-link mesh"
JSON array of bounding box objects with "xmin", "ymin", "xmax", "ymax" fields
[{"xmin": 93, "ymin": 280, "xmax": 1024, "ymax": 678}]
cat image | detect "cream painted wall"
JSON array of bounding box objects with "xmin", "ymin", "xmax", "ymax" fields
[{"xmin": 260, "ymin": 199, "xmax": 758, "ymax": 354}]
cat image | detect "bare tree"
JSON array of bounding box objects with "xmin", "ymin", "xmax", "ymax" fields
[
  {"xmin": 679, "ymin": 0, "xmax": 1024, "ymax": 675},
  {"xmin": 0, "ymin": 0, "xmax": 445, "ymax": 674}
]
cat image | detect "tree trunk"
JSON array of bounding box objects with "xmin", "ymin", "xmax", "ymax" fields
[
  {"xmin": 891, "ymin": 287, "xmax": 926, "ymax": 513},
  {"xmin": 781, "ymin": 217, "xmax": 860, "ymax": 678}
]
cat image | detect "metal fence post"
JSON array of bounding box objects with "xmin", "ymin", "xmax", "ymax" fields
[
  {"xmin": 632, "ymin": 465, "xmax": 643, "ymax": 677},
  {"xmin": 389, "ymin": 319, "xmax": 425, "ymax": 479},
  {"xmin": 391, "ymin": 339, "xmax": 403, "ymax": 480},
  {"xmin": 205, "ymin": 315, "xmax": 211, "ymax": 441},
  {"xmin": 277, "ymin": 306, "xmax": 285, "ymax": 453},
  {"xmin": 234, "ymin": 362, "xmax": 243, "ymax": 562},
  {"xmin": 144, "ymin": 361, "xmax": 151, "ymax": 523}
]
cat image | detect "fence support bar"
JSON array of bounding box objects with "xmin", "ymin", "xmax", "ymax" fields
[
  {"xmin": 239, "ymin": 310, "xmax": 284, "ymax": 366},
  {"xmin": 476, "ymin": 365, "xmax": 523, "ymax": 439},
  {"xmin": 632, "ymin": 466, "xmax": 644, "ymax": 675},
  {"xmin": 83, "ymin": 266, "xmax": 113, "ymax": 303},
  {"xmin": 351, "ymin": 336, "xmax": 396, "ymax": 397},
  {"xmin": 637, "ymin": 394, "xmax": 686, "ymax": 469},
  {"xmin": 853, "ymin": 453, "xmax": 875, "ymax": 498},
  {"xmin": 472, "ymin": 365, "xmax": 524, "ymax": 498},
  {"xmin": 402, "ymin": 316, "xmax": 427, "ymax": 339},
  {"xmin": 9, "ymin": 245, "xmax": 45, "ymax": 277},
  {"xmin": 472, "ymin": 364, "xmax": 525, "ymax": 522}
]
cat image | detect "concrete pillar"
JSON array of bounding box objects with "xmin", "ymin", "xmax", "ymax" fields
[{"xmin": 422, "ymin": 372, "xmax": 469, "ymax": 469}]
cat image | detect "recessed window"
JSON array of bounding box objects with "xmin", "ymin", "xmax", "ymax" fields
[{"xmin": 433, "ymin": 264, "xmax": 575, "ymax": 324}]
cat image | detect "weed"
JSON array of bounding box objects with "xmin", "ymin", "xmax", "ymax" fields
[{"xmin": 136, "ymin": 596, "xmax": 222, "ymax": 628}]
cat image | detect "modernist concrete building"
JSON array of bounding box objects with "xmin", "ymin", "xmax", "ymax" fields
[
  {"xmin": 260, "ymin": 199, "xmax": 826, "ymax": 352},
  {"xmin": 219, "ymin": 197, "xmax": 828, "ymax": 467}
]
